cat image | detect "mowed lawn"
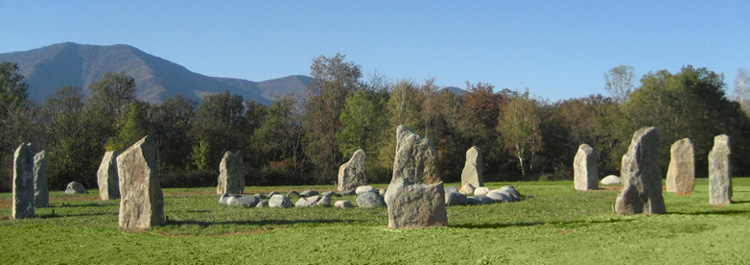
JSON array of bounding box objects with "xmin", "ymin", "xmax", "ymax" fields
[{"xmin": 2, "ymin": 178, "xmax": 750, "ymax": 264}]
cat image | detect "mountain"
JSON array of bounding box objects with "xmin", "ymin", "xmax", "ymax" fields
[{"xmin": 0, "ymin": 42, "xmax": 312, "ymax": 104}]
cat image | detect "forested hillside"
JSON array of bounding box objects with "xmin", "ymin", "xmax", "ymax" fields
[{"xmin": 1, "ymin": 55, "xmax": 749, "ymax": 191}]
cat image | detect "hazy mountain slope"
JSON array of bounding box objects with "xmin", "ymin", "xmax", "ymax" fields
[{"xmin": 0, "ymin": 42, "xmax": 311, "ymax": 104}]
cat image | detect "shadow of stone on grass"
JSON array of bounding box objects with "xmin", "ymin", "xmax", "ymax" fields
[{"xmin": 165, "ymin": 218, "xmax": 363, "ymax": 227}]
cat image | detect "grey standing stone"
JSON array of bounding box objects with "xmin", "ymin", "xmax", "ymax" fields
[
  {"xmin": 33, "ymin": 150, "xmax": 49, "ymax": 208},
  {"xmin": 12, "ymin": 143, "xmax": 34, "ymax": 219},
  {"xmin": 666, "ymin": 138, "xmax": 695, "ymax": 194},
  {"xmin": 614, "ymin": 127, "xmax": 666, "ymax": 215},
  {"xmin": 573, "ymin": 144, "xmax": 599, "ymax": 191},
  {"xmin": 97, "ymin": 151, "xmax": 120, "ymax": 200},
  {"xmin": 295, "ymin": 195, "xmax": 331, "ymax": 207},
  {"xmin": 444, "ymin": 191, "xmax": 467, "ymax": 206},
  {"xmin": 338, "ymin": 149, "xmax": 367, "ymax": 192},
  {"xmin": 117, "ymin": 136, "xmax": 165, "ymax": 232},
  {"xmin": 356, "ymin": 192, "xmax": 386, "ymax": 208},
  {"xmin": 460, "ymin": 146, "xmax": 484, "ymax": 188},
  {"xmin": 216, "ymin": 151, "xmax": 244, "ymax": 195},
  {"xmin": 384, "ymin": 125, "xmax": 448, "ymax": 229},
  {"xmin": 65, "ymin": 181, "xmax": 88, "ymax": 194},
  {"xmin": 268, "ymin": 194, "xmax": 293, "ymax": 208},
  {"xmin": 709, "ymin": 134, "xmax": 732, "ymax": 206}
]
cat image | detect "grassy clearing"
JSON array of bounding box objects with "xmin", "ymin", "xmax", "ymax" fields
[{"xmin": 1, "ymin": 178, "xmax": 749, "ymax": 264}]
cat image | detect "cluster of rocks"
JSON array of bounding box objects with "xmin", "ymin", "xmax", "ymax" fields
[
  {"xmin": 218, "ymin": 185, "xmax": 388, "ymax": 209},
  {"xmin": 11, "ymin": 143, "xmax": 50, "ymax": 219},
  {"xmin": 444, "ymin": 185, "xmax": 522, "ymax": 206}
]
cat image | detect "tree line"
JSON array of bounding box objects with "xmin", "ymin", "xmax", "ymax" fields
[{"xmin": 1, "ymin": 56, "xmax": 749, "ymax": 191}]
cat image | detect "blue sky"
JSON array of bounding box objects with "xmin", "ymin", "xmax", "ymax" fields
[{"xmin": 1, "ymin": 1, "xmax": 748, "ymax": 101}]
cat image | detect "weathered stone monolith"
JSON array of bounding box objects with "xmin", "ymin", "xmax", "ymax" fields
[
  {"xmin": 338, "ymin": 149, "xmax": 367, "ymax": 192},
  {"xmin": 460, "ymin": 146, "xmax": 484, "ymax": 188},
  {"xmin": 117, "ymin": 136, "xmax": 164, "ymax": 232},
  {"xmin": 12, "ymin": 143, "xmax": 34, "ymax": 219},
  {"xmin": 666, "ymin": 138, "xmax": 695, "ymax": 194},
  {"xmin": 614, "ymin": 127, "xmax": 666, "ymax": 215},
  {"xmin": 33, "ymin": 150, "xmax": 49, "ymax": 208},
  {"xmin": 709, "ymin": 134, "xmax": 731, "ymax": 207},
  {"xmin": 384, "ymin": 125, "xmax": 448, "ymax": 229},
  {"xmin": 97, "ymin": 151, "xmax": 120, "ymax": 200},
  {"xmin": 216, "ymin": 151, "xmax": 244, "ymax": 195},
  {"xmin": 574, "ymin": 144, "xmax": 598, "ymax": 191}
]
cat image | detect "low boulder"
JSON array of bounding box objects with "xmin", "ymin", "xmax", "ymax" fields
[
  {"xmin": 466, "ymin": 195, "xmax": 493, "ymax": 205},
  {"xmin": 268, "ymin": 191, "xmax": 280, "ymax": 197},
  {"xmin": 295, "ymin": 195, "xmax": 331, "ymax": 207},
  {"xmin": 236, "ymin": 196, "xmax": 260, "ymax": 207},
  {"xmin": 459, "ymin": 183, "xmax": 475, "ymax": 195},
  {"xmin": 300, "ymin": 190, "xmax": 319, "ymax": 197},
  {"xmin": 286, "ymin": 191, "xmax": 300, "ymax": 197},
  {"xmin": 268, "ymin": 194, "xmax": 293, "ymax": 208},
  {"xmin": 444, "ymin": 186, "xmax": 458, "ymax": 194},
  {"xmin": 65, "ymin": 181, "xmax": 88, "ymax": 194},
  {"xmin": 473, "ymin": 187, "xmax": 489, "ymax": 196},
  {"xmin": 218, "ymin": 194, "xmax": 240, "ymax": 205},
  {"xmin": 334, "ymin": 200, "xmax": 354, "ymax": 209},
  {"xmin": 494, "ymin": 185, "xmax": 521, "ymax": 201},
  {"xmin": 226, "ymin": 196, "xmax": 240, "ymax": 206},
  {"xmin": 256, "ymin": 200, "xmax": 269, "ymax": 208},
  {"xmin": 340, "ymin": 189, "xmax": 356, "ymax": 196},
  {"xmin": 445, "ymin": 191, "xmax": 467, "ymax": 206},
  {"xmin": 486, "ymin": 191, "xmax": 511, "ymax": 203},
  {"xmin": 355, "ymin": 186, "xmax": 377, "ymax": 195},
  {"xmin": 321, "ymin": 191, "xmax": 340, "ymax": 197},
  {"xmin": 600, "ymin": 175, "xmax": 622, "ymax": 185},
  {"xmin": 356, "ymin": 192, "xmax": 386, "ymax": 208}
]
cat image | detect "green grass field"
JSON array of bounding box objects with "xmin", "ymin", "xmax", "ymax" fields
[{"xmin": 2, "ymin": 178, "xmax": 749, "ymax": 264}]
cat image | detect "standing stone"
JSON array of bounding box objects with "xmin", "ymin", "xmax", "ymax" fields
[
  {"xmin": 614, "ymin": 127, "xmax": 666, "ymax": 215},
  {"xmin": 33, "ymin": 150, "xmax": 49, "ymax": 208},
  {"xmin": 460, "ymin": 146, "xmax": 484, "ymax": 188},
  {"xmin": 216, "ymin": 151, "xmax": 245, "ymax": 195},
  {"xmin": 666, "ymin": 138, "xmax": 695, "ymax": 194},
  {"xmin": 573, "ymin": 144, "xmax": 599, "ymax": 191},
  {"xmin": 338, "ymin": 149, "xmax": 367, "ymax": 192},
  {"xmin": 12, "ymin": 143, "xmax": 34, "ymax": 219},
  {"xmin": 117, "ymin": 136, "xmax": 165, "ymax": 232},
  {"xmin": 709, "ymin": 134, "xmax": 732, "ymax": 207},
  {"xmin": 97, "ymin": 151, "xmax": 120, "ymax": 200},
  {"xmin": 384, "ymin": 125, "xmax": 448, "ymax": 229}
]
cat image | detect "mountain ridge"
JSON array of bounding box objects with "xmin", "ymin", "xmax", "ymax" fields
[{"xmin": 0, "ymin": 42, "xmax": 313, "ymax": 104}]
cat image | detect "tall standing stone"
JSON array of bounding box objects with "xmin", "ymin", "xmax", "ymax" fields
[
  {"xmin": 12, "ymin": 143, "xmax": 35, "ymax": 219},
  {"xmin": 666, "ymin": 138, "xmax": 695, "ymax": 194},
  {"xmin": 33, "ymin": 150, "xmax": 49, "ymax": 208},
  {"xmin": 117, "ymin": 136, "xmax": 164, "ymax": 232},
  {"xmin": 573, "ymin": 144, "xmax": 598, "ymax": 191},
  {"xmin": 97, "ymin": 151, "xmax": 120, "ymax": 200},
  {"xmin": 460, "ymin": 146, "xmax": 484, "ymax": 188},
  {"xmin": 614, "ymin": 127, "xmax": 666, "ymax": 215},
  {"xmin": 338, "ymin": 149, "xmax": 367, "ymax": 192},
  {"xmin": 216, "ymin": 151, "xmax": 244, "ymax": 195},
  {"xmin": 384, "ymin": 125, "xmax": 448, "ymax": 229},
  {"xmin": 709, "ymin": 134, "xmax": 731, "ymax": 207}
]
